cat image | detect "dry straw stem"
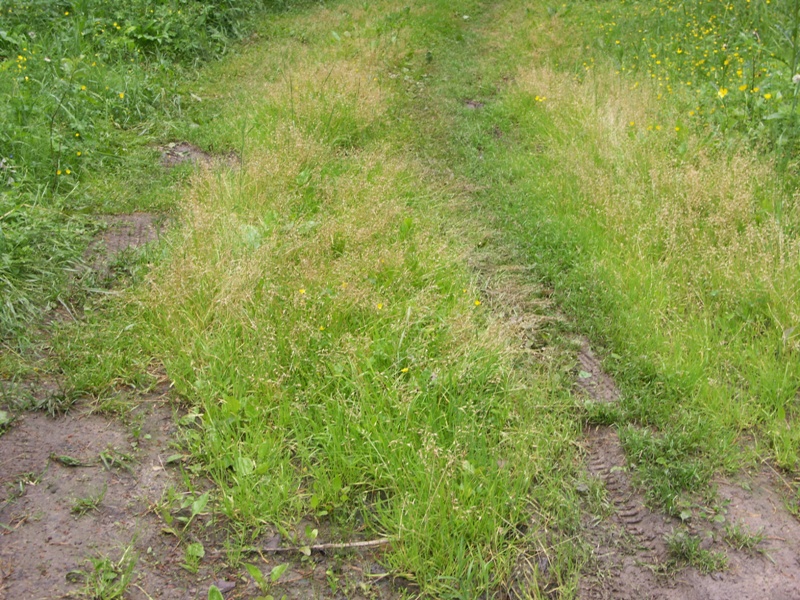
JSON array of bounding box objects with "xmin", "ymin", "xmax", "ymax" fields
[{"xmin": 260, "ymin": 538, "xmax": 393, "ymax": 554}]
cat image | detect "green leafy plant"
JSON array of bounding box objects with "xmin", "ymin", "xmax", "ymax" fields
[
  {"xmin": 208, "ymin": 586, "xmax": 224, "ymax": 600},
  {"xmin": 76, "ymin": 545, "xmax": 137, "ymax": 600},
  {"xmin": 71, "ymin": 485, "xmax": 107, "ymax": 516},
  {"xmin": 182, "ymin": 541, "xmax": 205, "ymax": 574},
  {"xmin": 244, "ymin": 562, "xmax": 289, "ymax": 599},
  {"xmin": 99, "ymin": 447, "xmax": 134, "ymax": 472},
  {"xmin": 0, "ymin": 409, "xmax": 12, "ymax": 433},
  {"xmin": 158, "ymin": 490, "xmax": 210, "ymax": 536}
]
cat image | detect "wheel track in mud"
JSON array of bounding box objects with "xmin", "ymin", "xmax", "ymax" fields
[
  {"xmin": 585, "ymin": 425, "xmax": 668, "ymax": 563},
  {"xmin": 576, "ymin": 342, "xmax": 678, "ymax": 600},
  {"xmin": 577, "ymin": 342, "xmax": 664, "ymax": 548},
  {"xmin": 575, "ymin": 340, "xmax": 800, "ymax": 600}
]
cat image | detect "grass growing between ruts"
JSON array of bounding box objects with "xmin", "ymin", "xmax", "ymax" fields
[{"xmin": 54, "ymin": 3, "xmax": 584, "ymax": 596}]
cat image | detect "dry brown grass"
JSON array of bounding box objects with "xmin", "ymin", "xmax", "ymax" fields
[{"xmin": 143, "ymin": 12, "xmax": 521, "ymax": 382}]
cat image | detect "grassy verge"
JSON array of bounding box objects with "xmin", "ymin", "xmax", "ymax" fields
[
  {"xmin": 0, "ymin": 0, "xmax": 288, "ymax": 342},
  {"xmin": 421, "ymin": 1, "xmax": 800, "ymax": 515}
]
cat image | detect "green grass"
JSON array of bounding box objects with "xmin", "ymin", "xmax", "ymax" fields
[
  {"xmin": 664, "ymin": 529, "xmax": 728, "ymax": 573},
  {"xmin": 74, "ymin": 544, "xmax": 137, "ymax": 600},
  {"xmin": 724, "ymin": 521, "xmax": 766, "ymax": 553},
  {"xmin": 48, "ymin": 2, "xmax": 585, "ymax": 596},
  {"xmin": 0, "ymin": 0, "xmax": 293, "ymax": 341},
  {"xmin": 575, "ymin": 0, "xmax": 800, "ymax": 156},
  {"xmin": 9, "ymin": 0, "xmax": 800, "ymax": 596},
  {"xmin": 71, "ymin": 484, "xmax": 106, "ymax": 516}
]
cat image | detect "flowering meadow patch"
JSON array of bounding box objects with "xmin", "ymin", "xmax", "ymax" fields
[{"xmin": 584, "ymin": 0, "xmax": 800, "ymax": 153}]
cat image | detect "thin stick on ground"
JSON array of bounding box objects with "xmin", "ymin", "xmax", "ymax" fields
[{"xmin": 255, "ymin": 538, "xmax": 393, "ymax": 554}]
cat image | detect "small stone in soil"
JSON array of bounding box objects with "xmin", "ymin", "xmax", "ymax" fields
[{"xmin": 214, "ymin": 580, "xmax": 236, "ymax": 593}]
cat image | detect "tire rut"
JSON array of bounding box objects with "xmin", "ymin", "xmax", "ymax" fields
[
  {"xmin": 585, "ymin": 425, "xmax": 669, "ymax": 562},
  {"xmin": 576, "ymin": 342, "xmax": 800, "ymax": 600},
  {"xmin": 577, "ymin": 341, "xmax": 676, "ymax": 599}
]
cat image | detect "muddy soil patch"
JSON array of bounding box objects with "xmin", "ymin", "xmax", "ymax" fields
[
  {"xmin": 575, "ymin": 342, "xmax": 619, "ymax": 403},
  {"xmin": 580, "ymin": 425, "xmax": 676, "ymax": 600},
  {"xmin": 576, "ymin": 349, "xmax": 800, "ymax": 599},
  {"xmin": 670, "ymin": 470, "xmax": 800, "ymax": 599},
  {"xmin": 99, "ymin": 213, "xmax": 163, "ymax": 256},
  {"xmin": 159, "ymin": 142, "xmax": 239, "ymax": 170},
  {"xmin": 78, "ymin": 212, "xmax": 165, "ymax": 283},
  {"xmin": 0, "ymin": 395, "xmax": 402, "ymax": 600},
  {"xmin": 464, "ymin": 99, "xmax": 485, "ymax": 109},
  {"xmin": 0, "ymin": 396, "xmax": 229, "ymax": 599}
]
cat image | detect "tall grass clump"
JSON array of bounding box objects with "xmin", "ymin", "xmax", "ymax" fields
[{"xmin": 0, "ymin": 0, "xmax": 286, "ymax": 339}]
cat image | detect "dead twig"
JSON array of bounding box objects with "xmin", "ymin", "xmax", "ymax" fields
[
  {"xmin": 254, "ymin": 538, "xmax": 392, "ymax": 554},
  {"xmin": 764, "ymin": 460, "xmax": 795, "ymax": 494}
]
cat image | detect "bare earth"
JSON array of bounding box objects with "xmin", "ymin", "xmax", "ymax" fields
[
  {"xmin": 0, "ymin": 394, "xmax": 397, "ymax": 600},
  {"xmin": 576, "ymin": 343, "xmax": 800, "ymax": 600},
  {"xmin": 0, "ymin": 395, "xmax": 225, "ymax": 599}
]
